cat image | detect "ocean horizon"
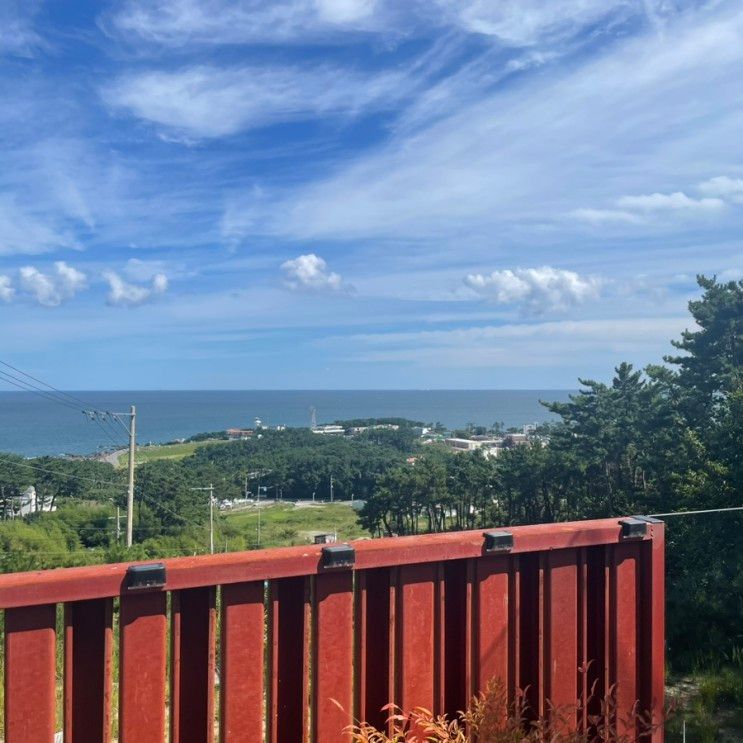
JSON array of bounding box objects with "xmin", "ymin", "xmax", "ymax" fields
[{"xmin": 0, "ymin": 389, "xmax": 574, "ymax": 458}]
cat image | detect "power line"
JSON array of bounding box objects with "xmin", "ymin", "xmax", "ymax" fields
[
  {"xmin": 0, "ymin": 360, "xmax": 93, "ymax": 409},
  {"xmin": 0, "ymin": 360, "xmax": 138, "ymax": 546},
  {"xmin": 0, "ymin": 369, "xmax": 81, "ymax": 411},
  {"xmin": 90, "ymin": 416, "xmax": 127, "ymax": 450},
  {"xmin": 0, "ymin": 453, "xmax": 128, "ymax": 488},
  {"xmin": 136, "ymin": 489, "xmax": 189, "ymax": 524},
  {"xmin": 0, "ymin": 361, "xmax": 128, "ymax": 448},
  {"xmin": 650, "ymin": 505, "xmax": 743, "ymax": 518}
]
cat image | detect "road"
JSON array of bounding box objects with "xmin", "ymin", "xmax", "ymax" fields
[{"xmin": 100, "ymin": 448, "xmax": 125, "ymax": 466}]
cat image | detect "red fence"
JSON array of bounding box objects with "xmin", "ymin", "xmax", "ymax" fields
[{"xmin": 0, "ymin": 517, "xmax": 664, "ymax": 742}]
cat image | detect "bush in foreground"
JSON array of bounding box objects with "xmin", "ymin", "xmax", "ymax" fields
[{"xmin": 345, "ymin": 680, "xmax": 658, "ymax": 742}]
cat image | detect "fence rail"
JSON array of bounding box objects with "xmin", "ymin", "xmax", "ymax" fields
[{"xmin": 0, "ymin": 516, "xmax": 665, "ymax": 742}]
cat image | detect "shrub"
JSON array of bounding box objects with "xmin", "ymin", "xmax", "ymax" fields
[{"xmin": 345, "ymin": 680, "xmax": 657, "ymax": 742}]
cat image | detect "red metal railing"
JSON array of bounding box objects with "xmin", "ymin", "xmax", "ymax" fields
[{"xmin": 0, "ymin": 517, "xmax": 664, "ymax": 742}]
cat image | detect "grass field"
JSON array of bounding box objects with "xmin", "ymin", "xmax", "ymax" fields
[
  {"xmin": 220, "ymin": 501, "xmax": 368, "ymax": 549},
  {"xmin": 117, "ymin": 438, "xmax": 232, "ymax": 467}
]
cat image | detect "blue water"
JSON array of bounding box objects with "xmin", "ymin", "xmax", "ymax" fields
[{"xmin": 0, "ymin": 390, "xmax": 573, "ymax": 457}]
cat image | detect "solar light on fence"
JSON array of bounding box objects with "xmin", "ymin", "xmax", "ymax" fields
[
  {"xmin": 619, "ymin": 517, "xmax": 647, "ymax": 540},
  {"xmin": 483, "ymin": 530, "xmax": 514, "ymax": 553},
  {"xmin": 125, "ymin": 563, "xmax": 166, "ymax": 590},
  {"xmin": 321, "ymin": 544, "xmax": 355, "ymax": 569}
]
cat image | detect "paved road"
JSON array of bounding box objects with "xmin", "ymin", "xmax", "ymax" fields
[{"xmin": 100, "ymin": 448, "xmax": 125, "ymax": 466}]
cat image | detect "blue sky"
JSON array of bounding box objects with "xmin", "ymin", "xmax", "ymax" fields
[{"xmin": 0, "ymin": 0, "xmax": 740, "ymax": 389}]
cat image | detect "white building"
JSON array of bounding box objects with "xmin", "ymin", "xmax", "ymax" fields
[
  {"xmin": 14, "ymin": 486, "xmax": 57, "ymax": 517},
  {"xmin": 444, "ymin": 438, "xmax": 502, "ymax": 457},
  {"xmin": 312, "ymin": 424, "xmax": 345, "ymax": 435}
]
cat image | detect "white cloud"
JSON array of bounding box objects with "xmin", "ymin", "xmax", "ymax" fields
[
  {"xmin": 103, "ymin": 270, "xmax": 169, "ymax": 307},
  {"xmin": 434, "ymin": 0, "xmax": 633, "ymax": 46},
  {"xmin": 616, "ymin": 191, "xmax": 725, "ymax": 212},
  {"xmin": 464, "ymin": 266, "xmax": 602, "ymax": 314},
  {"xmin": 333, "ymin": 316, "xmax": 689, "ymax": 368},
  {"xmin": 0, "ymin": 276, "xmax": 14, "ymax": 303},
  {"xmin": 0, "ymin": 2, "xmax": 44, "ymax": 57},
  {"xmin": 718, "ymin": 267, "xmax": 742, "ymax": 282},
  {"xmin": 19, "ymin": 262, "xmax": 88, "ymax": 307},
  {"xmin": 572, "ymin": 186, "xmax": 730, "ymax": 227},
  {"xmin": 316, "ymin": 0, "xmax": 377, "ymax": 24},
  {"xmin": 569, "ymin": 208, "xmax": 644, "ymax": 224},
  {"xmin": 109, "ymin": 0, "xmax": 655, "ymax": 48},
  {"xmin": 0, "ymin": 198, "xmax": 81, "ymax": 256},
  {"xmin": 281, "ymin": 253, "xmax": 346, "ymax": 292},
  {"xmin": 231, "ymin": 4, "xmax": 743, "ymax": 243},
  {"xmin": 104, "ymin": 64, "xmax": 411, "ymax": 138},
  {"xmin": 109, "ymin": 0, "xmax": 384, "ymax": 46},
  {"xmin": 698, "ymin": 175, "xmax": 743, "ymax": 203}
]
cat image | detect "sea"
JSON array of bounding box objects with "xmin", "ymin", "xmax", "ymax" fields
[{"xmin": 0, "ymin": 390, "xmax": 574, "ymax": 458}]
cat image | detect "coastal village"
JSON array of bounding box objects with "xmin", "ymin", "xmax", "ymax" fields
[{"xmin": 226, "ymin": 417, "xmax": 542, "ymax": 458}]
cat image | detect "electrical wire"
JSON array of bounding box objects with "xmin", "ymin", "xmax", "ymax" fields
[
  {"xmin": 0, "ymin": 360, "xmax": 131, "ymax": 454},
  {"xmin": 136, "ymin": 489, "xmax": 189, "ymax": 524},
  {"xmin": 0, "ymin": 369, "xmax": 82, "ymax": 411},
  {"xmin": 0, "ymin": 360, "xmax": 94, "ymax": 409},
  {"xmin": 90, "ymin": 417, "xmax": 128, "ymax": 450},
  {"xmin": 0, "ymin": 453, "xmax": 128, "ymax": 488},
  {"xmin": 650, "ymin": 505, "xmax": 743, "ymax": 517}
]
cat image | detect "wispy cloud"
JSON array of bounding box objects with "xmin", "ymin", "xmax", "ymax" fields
[
  {"xmin": 281, "ymin": 253, "xmax": 348, "ymax": 293},
  {"xmin": 433, "ymin": 0, "xmax": 635, "ymax": 46},
  {"xmin": 0, "ymin": 2, "xmax": 44, "ymax": 57},
  {"xmin": 104, "ymin": 64, "xmax": 413, "ymax": 138},
  {"xmin": 0, "ymin": 275, "xmax": 14, "ymax": 303},
  {"xmin": 569, "ymin": 208, "xmax": 644, "ymax": 225},
  {"xmin": 227, "ymin": 4, "xmax": 743, "ymax": 243},
  {"xmin": 464, "ymin": 266, "xmax": 602, "ymax": 314},
  {"xmin": 103, "ymin": 270, "xmax": 169, "ymax": 307},
  {"xmin": 19, "ymin": 262, "xmax": 88, "ymax": 307},
  {"xmin": 616, "ymin": 191, "xmax": 725, "ymax": 212},
  {"xmin": 0, "ymin": 197, "xmax": 81, "ymax": 256},
  {"xmin": 572, "ymin": 188, "xmax": 728, "ymax": 224},
  {"xmin": 108, "ymin": 0, "xmax": 384, "ymax": 46},
  {"xmin": 698, "ymin": 175, "xmax": 743, "ymax": 203},
  {"xmin": 108, "ymin": 0, "xmax": 653, "ymax": 49},
  {"xmin": 332, "ymin": 316, "xmax": 690, "ymax": 368},
  {"xmin": 573, "ymin": 182, "xmax": 737, "ymax": 225}
]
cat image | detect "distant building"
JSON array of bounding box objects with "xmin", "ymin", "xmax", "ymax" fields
[
  {"xmin": 313, "ymin": 533, "xmax": 337, "ymax": 544},
  {"xmin": 312, "ymin": 424, "xmax": 345, "ymax": 435},
  {"xmin": 226, "ymin": 428, "xmax": 254, "ymax": 440},
  {"xmin": 14, "ymin": 486, "xmax": 56, "ymax": 517},
  {"xmin": 504, "ymin": 432, "xmax": 530, "ymax": 446},
  {"xmin": 445, "ymin": 437, "xmax": 500, "ymax": 451},
  {"xmin": 444, "ymin": 437, "xmax": 502, "ymax": 458},
  {"xmin": 348, "ymin": 424, "xmax": 401, "ymax": 435}
]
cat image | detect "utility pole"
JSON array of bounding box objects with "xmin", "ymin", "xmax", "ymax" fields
[
  {"xmin": 257, "ymin": 484, "xmax": 262, "ymax": 548},
  {"xmin": 126, "ymin": 405, "xmax": 136, "ymax": 547},
  {"xmin": 330, "ymin": 474, "xmax": 334, "ymax": 503},
  {"xmin": 190, "ymin": 484, "xmax": 215, "ymax": 554},
  {"xmin": 84, "ymin": 405, "xmax": 136, "ymax": 547},
  {"xmin": 116, "ymin": 507, "xmax": 121, "ymax": 543},
  {"xmin": 209, "ymin": 483, "xmax": 214, "ymax": 555}
]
